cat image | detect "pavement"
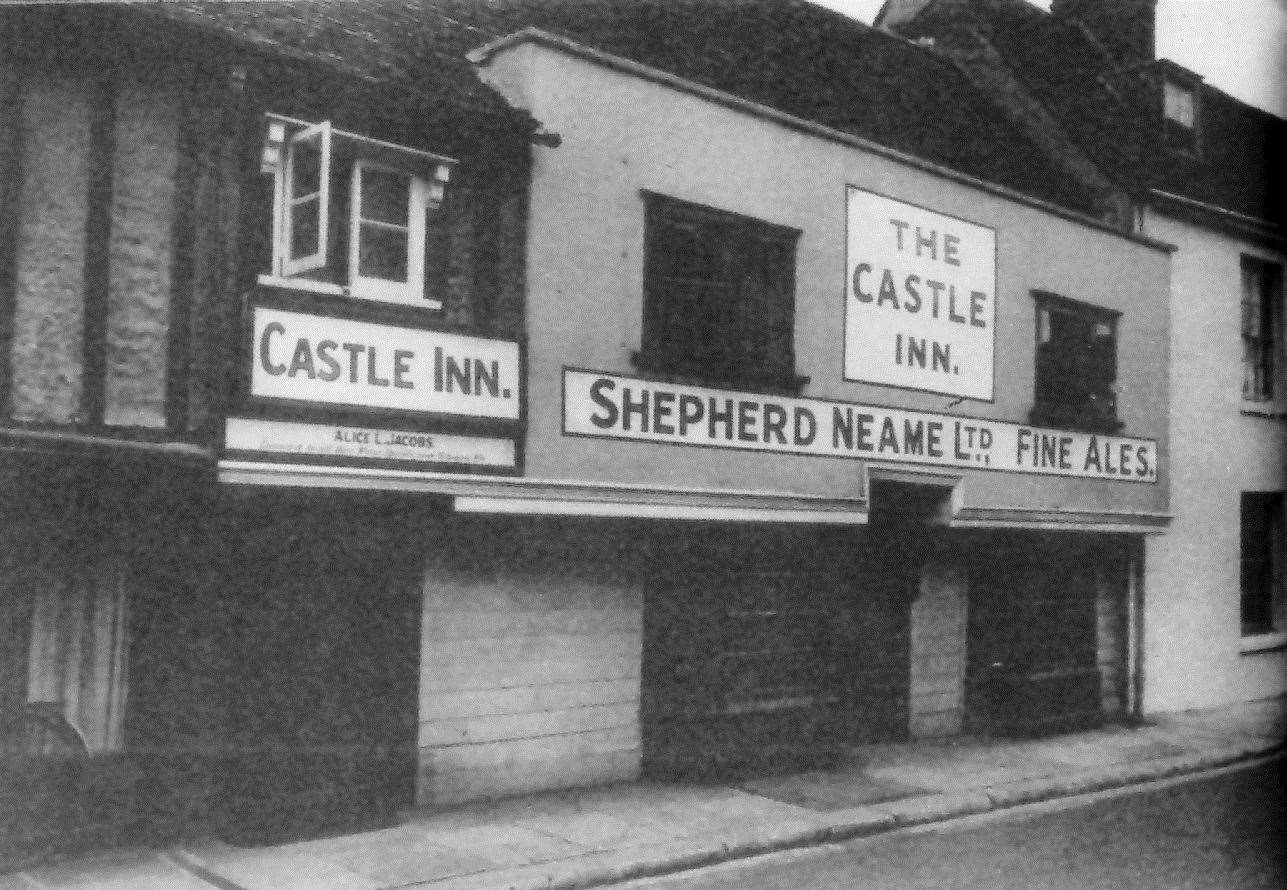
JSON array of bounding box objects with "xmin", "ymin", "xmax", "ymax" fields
[{"xmin": 5, "ymin": 697, "xmax": 1284, "ymax": 890}]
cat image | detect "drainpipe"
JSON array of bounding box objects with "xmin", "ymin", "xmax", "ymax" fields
[{"xmin": 1126, "ymin": 537, "xmax": 1145, "ymax": 719}]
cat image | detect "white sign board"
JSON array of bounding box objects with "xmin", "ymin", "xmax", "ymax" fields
[
  {"xmin": 249, "ymin": 306, "xmax": 521, "ymax": 420},
  {"xmin": 563, "ymin": 370, "xmax": 1157, "ymax": 483},
  {"xmin": 845, "ymin": 187, "xmax": 996, "ymax": 401},
  {"xmin": 225, "ymin": 417, "xmax": 516, "ymax": 468}
]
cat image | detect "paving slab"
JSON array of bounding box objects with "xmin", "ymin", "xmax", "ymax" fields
[
  {"xmin": 6, "ymin": 697, "xmax": 1283, "ymax": 890},
  {"xmin": 20, "ymin": 849, "xmax": 215, "ymax": 890},
  {"xmin": 171, "ymin": 845, "xmax": 383, "ymax": 890}
]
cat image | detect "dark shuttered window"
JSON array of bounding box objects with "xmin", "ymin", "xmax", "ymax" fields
[
  {"xmin": 1241, "ymin": 491, "xmax": 1285, "ymax": 637},
  {"xmin": 1030, "ymin": 291, "xmax": 1122, "ymax": 434},
  {"xmin": 639, "ymin": 193, "xmax": 802, "ymax": 392}
]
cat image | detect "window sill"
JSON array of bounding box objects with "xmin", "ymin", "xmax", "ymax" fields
[
  {"xmin": 630, "ymin": 350, "xmax": 809, "ymax": 396},
  {"xmin": 1240, "ymin": 401, "xmax": 1286, "ymax": 419},
  {"xmin": 1027, "ymin": 405, "xmax": 1124, "ymax": 435},
  {"xmin": 258, "ymin": 274, "xmax": 348, "ymax": 297},
  {"xmin": 350, "ymin": 280, "xmax": 442, "ymax": 311},
  {"xmin": 1240, "ymin": 631, "xmax": 1287, "ymax": 655},
  {"xmin": 256, "ymin": 274, "xmax": 443, "ymax": 310}
]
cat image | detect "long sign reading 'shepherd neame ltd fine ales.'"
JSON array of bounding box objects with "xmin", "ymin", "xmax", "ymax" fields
[
  {"xmin": 845, "ymin": 187, "xmax": 996, "ymax": 402},
  {"xmin": 250, "ymin": 306, "xmax": 521, "ymax": 419},
  {"xmin": 563, "ymin": 370, "xmax": 1158, "ymax": 483}
]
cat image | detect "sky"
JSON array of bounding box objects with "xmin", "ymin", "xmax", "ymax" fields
[{"xmin": 810, "ymin": 0, "xmax": 1287, "ymax": 116}]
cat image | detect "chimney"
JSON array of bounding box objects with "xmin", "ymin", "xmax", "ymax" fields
[{"xmin": 1051, "ymin": 0, "xmax": 1157, "ymax": 66}]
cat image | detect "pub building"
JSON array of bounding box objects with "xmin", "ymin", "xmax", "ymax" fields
[
  {"xmin": 451, "ymin": 1, "xmax": 1171, "ymax": 798},
  {"xmin": 1, "ymin": 0, "xmax": 1172, "ymax": 858}
]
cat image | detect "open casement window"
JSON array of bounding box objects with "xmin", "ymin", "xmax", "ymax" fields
[
  {"xmin": 264, "ymin": 115, "xmax": 453, "ymax": 308},
  {"xmin": 1030, "ymin": 292, "xmax": 1122, "ymax": 434},
  {"xmin": 281, "ymin": 121, "xmax": 331, "ymax": 276},
  {"xmin": 638, "ymin": 193, "xmax": 802, "ymax": 392}
]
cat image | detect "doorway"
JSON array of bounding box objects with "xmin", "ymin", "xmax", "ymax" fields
[
  {"xmin": 641, "ymin": 524, "xmax": 908, "ymax": 780},
  {"xmin": 216, "ymin": 492, "xmax": 425, "ymax": 842}
]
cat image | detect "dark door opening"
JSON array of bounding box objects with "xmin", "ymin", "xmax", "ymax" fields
[
  {"xmin": 216, "ymin": 493, "xmax": 425, "ymax": 843},
  {"xmin": 641, "ymin": 524, "xmax": 907, "ymax": 781},
  {"xmin": 965, "ymin": 534, "xmax": 1107, "ymax": 736}
]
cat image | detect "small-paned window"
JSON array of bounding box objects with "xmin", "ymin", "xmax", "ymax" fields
[
  {"xmin": 1162, "ymin": 79, "xmax": 1199, "ymax": 154},
  {"xmin": 349, "ymin": 161, "xmax": 429, "ymax": 302},
  {"xmin": 1241, "ymin": 492, "xmax": 1285, "ymax": 637},
  {"xmin": 1030, "ymin": 292, "xmax": 1122, "ymax": 433},
  {"xmin": 1242, "ymin": 255, "xmax": 1283, "ymax": 403},
  {"xmin": 263, "ymin": 115, "xmax": 452, "ymax": 308},
  {"xmin": 282, "ymin": 121, "xmax": 331, "ymax": 275},
  {"xmin": 639, "ymin": 193, "xmax": 802, "ymax": 391}
]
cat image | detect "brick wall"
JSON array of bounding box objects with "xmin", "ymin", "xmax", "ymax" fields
[
  {"xmin": 417, "ymin": 517, "xmax": 643, "ymax": 808},
  {"xmin": 908, "ymin": 559, "xmax": 967, "ymax": 738}
]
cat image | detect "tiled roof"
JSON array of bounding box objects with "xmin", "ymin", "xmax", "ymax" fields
[
  {"xmin": 899, "ymin": 0, "xmax": 1285, "ymax": 227},
  {"xmin": 133, "ymin": 0, "xmax": 522, "ymax": 123},
  {"xmin": 973, "ymin": 2, "xmax": 1153, "ymax": 194},
  {"xmin": 1148, "ymin": 83, "xmax": 1286, "ymax": 226},
  {"xmin": 127, "ymin": 0, "xmax": 1101, "ymax": 215}
]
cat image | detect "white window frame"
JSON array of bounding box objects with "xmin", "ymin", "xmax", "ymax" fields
[
  {"xmin": 1241, "ymin": 254, "xmax": 1284, "ymax": 411},
  {"xmin": 348, "ymin": 160, "xmax": 430, "ymax": 307},
  {"xmin": 280, "ymin": 121, "xmax": 332, "ymax": 277},
  {"xmin": 262, "ymin": 114, "xmax": 454, "ymax": 308}
]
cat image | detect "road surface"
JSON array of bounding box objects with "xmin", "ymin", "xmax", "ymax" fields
[{"xmin": 621, "ymin": 758, "xmax": 1286, "ymax": 889}]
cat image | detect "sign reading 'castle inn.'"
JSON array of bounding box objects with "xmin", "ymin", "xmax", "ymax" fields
[
  {"xmin": 845, "ymin": 187, "xmax": 996, "ymax": 401},
  {"xmin": 564, "ymin": 370, "xmax": 1158, "ymax": 483},
  {"xmin": 223, "ymin": 302, "xmax": 523, "ymax": 472}
]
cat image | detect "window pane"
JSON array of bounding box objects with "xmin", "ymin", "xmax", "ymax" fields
[
  {"xmin": 358, "ymin": 222, "xmax": 409, "ymax": 282},
  {"xmin": 290, "ymin": 196, "xmax": 321, "ymax": 260},
  {"xmin": 1241, "ymin": 257, "xmax": 1282, "ymax": 401},
  {"xmin": 290, "ymin": 138, "xmax": 322, "ymax": 198},
  {"xmin": 1163, "ymin": 81, "xmax": 1195, "ymax": 128},
  {"xmin": 360, "ymin": 167, "xmax": 410, "ymax": 226}
]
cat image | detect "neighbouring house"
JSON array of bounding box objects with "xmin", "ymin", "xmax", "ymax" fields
[
  {"xmin": 0, "ymin": 0, "xmax": 533, "ymax": 859},
  {"xmin": 2, "ymin": 0, "xmax": 1178, "ymax": 860},
  {"xmin": 876, "ymin": 0, "xmax": 1285, "ymax": 716}
]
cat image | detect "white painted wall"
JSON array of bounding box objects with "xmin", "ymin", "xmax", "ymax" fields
[{"xmin": 1140, "ymin": 209, "xmax": 1286, "ymax": 712}]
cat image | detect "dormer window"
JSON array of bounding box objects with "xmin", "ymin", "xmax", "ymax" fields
[
  {"xmin": 262, "ymin": 115, "xmax": 454, "ymax": 308},
  {"xmin": 1162, "ymin": 78, "xmax": 1199, "ymax": 155}
]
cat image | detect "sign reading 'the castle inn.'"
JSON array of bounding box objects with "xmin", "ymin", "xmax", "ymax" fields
[
  {"xmin": 845, "ymin": 187, "xmax": 996, "ymax": 402},
  {"xmin": 224, "ymin": 304, "xmax": 522, "ymax": 473}
]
